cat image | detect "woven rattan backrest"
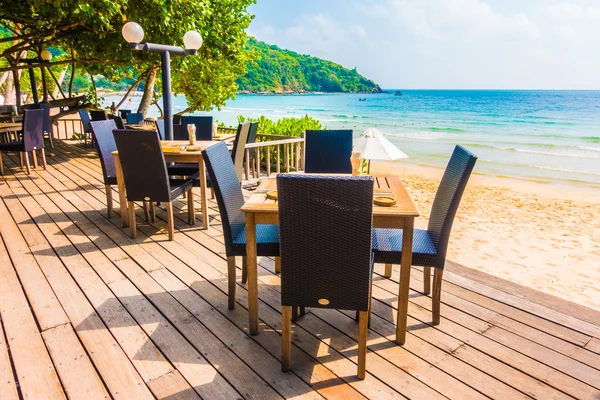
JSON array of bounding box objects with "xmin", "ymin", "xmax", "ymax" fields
[
  {"xmin": 304, "ymin": 130, "xmax": 353, "ymax": 173},
  {"xmin": 113, "ymin": 129, "xmax": 171, "ymax": 202},
  {"xmin": 277, "ymin": 174, "xmax": 374, "ymax": 311},
  {"xmin": 202, "ymin": 142, "xmax": 245, "ymax": 256},
  {"xmin": 90, "ymin": 110, "xmax": 107, "ymax": 121},
  {"xmin": 427, "ymin": 145, "xmax": 477, "ymax": 268},
  {"xmin": 108, "ymin": 114, "xmax": 125, "ymax": 129},
  {"xmin": 180, "ymin": 116, "xmax": 213, "ymax": 141},
  {"xmin": 231, "ymin": 123, "xmax": 251, "ymax": 182},
  {"xmin": 90, "ymin": 120, "xmax": 118, "ymax": 183},
  {"xmin": 39, "ymin": 102, "xmax": 52, "ymax": 134},
  {"xmin": 78, "ymin": 109, "xmax": 92, "ymax": 133},
  {"xmin": 22, "ymin": 109, "xmax": 44, "ymax": 151},
  {"xmin": 126, "ymin": 113, "xmax": 144, "ymax": 125},
  {"xmin": 118, "ymin": 109, "xmax": 131, "ymax": 119},
  {"xmin": 155, "ymin": 119, "xmax": 165, "ymax": 140}
]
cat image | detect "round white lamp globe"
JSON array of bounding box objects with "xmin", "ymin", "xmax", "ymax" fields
[
  {"xmin": 40, "ymin": 49, "xmax": 52, "ymax": 61},
  {"xmin": 122, "ymin": 22, "xmax": 144, "ymax": 44},
  {"xmin": 183, "ymin": 30, "xmax": 203, "ymax": 50}
]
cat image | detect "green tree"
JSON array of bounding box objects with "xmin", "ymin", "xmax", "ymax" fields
[{"xmin": 0, "ymin": 0, "xmax": 254, "ymax": 113}]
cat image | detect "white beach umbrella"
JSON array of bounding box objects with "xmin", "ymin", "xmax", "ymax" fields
[{"xmin": 354, "ymin": 128, "xmax": 408, "ymax": 172}]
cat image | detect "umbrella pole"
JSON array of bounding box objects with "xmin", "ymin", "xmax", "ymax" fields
[{"xmin": 368, "ymin": 159, "xmax": 371, "ymax": 175}]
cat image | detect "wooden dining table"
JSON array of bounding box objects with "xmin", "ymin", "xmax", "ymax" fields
[
  {"xmin": 112, "ymin": 140, "xmax": 219, "ymax": 230},
  {"xmin": 241, "ymin": 174, "xmax": 419, "ymax": 344},
  {"xmin": 0, "ymin": 122, "xmax": 22, "ymax": 133}
]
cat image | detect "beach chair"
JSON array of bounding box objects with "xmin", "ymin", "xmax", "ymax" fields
[
  {"xmin": 372, "ymin": 145, "xmax": 477, "ymax": 325},
  {"xmin": 304, "ymin": 129, "xmax": 353, "ymax": 173},
  {"xmin": 277, "ymin": 174, "xmax": 374, "ymax": 379},
  {"xmin": 202, "ymin": 141, "xmax": 280, "ymax": 309}
]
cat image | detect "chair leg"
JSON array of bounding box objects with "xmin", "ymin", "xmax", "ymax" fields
[
  {"xmin": 105, "ymin": 185, "xmax": 113, "ymax": 218},
  {"xmin": 149, "ymin": 201, "xmax": 156, "ymax": 223},
  {"xmin": 244, "ymin": 152, "xmax": 250, "ymax": 181},
  {"xmin": 143, "ymin": 201, "xmax": 150, "ymax": 221},
  {"xmin": 242, "ymin": 256, "xmax": 248, "ymax": 284},
  {"xmin": 423, "ymin": 267, "xmax": 431, "ymax": 295},
  {"xmin": 23, "ymin": 152, "xmax": 31, "ymax": 175},
  {"xmin": 166, "ymin": 201, "xmax": 174, "ymax": 241},
  {"xmin": 47, "ymin": 131, "xmax": 54, "ymax": 149},
  {"xmin": 432, "ymin": 268, "xmax": 444, "ymax": 325},
  {"xmin": 127, "ymin": 201, "xmax": 136, "ymax": 238},
  {"xmin": 19, "ymin": 152, "xmax": 23, "ymax": 168},
  {"xmin": 281, "ymin": 306, "xmax": 292, "ymax": 372},
  {"xmin": 227, "ymin": 256, "xmax": 236, "ymax": 309},
  {"xmin": 275, "ymin": 256, "xmax": 281, "ymax": 274},
  {"xmin": 187, "ymin": 189, "xmax": 195, "ymax": 225},
  {"xmin": 384, "ymin": 264, "xmax": 392, "ymax": 278},
  {"xmin": 0, "ymin": 152, "xmax": 3, "ymax": 175},
  {"xmin": 358, "ymin": 310, "xmax": 369, "ymax": 380},
  {"xmin": 210, "ymin": 187, "xmax": 215, "ymax": 200},
  {"xmin": 32, "ymin": 150, "xmax": 38, "ymax": 169},
  {"xmin": 40, "ymin": 149, "xmax": 47, "ymax": 170}
]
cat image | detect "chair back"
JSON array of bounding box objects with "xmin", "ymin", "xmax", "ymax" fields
[
  {"xmin": 245, "ymin": 122, "xmax": 259, "ymax": 160},
  {"xmin": 118, "ymin": 109, "xmax": 131, "ymax": 119},
  {"xmin": 108, "ymin": 114, "xmax": 125, "ymax": 129},
  {"xmin": 202, "ymin": 142, "xmax": 245, "ymax": 256},
  {"xmin": 179, "ymin": 116, "xmax": 213, "ymax": 141},
  {"xmin": 277, "ymin": 174, "xmax": 374, "ymax": 311},
  {"xmin": 39, "ymin": 102, "xmax": 52, "ymax": 134},
  {"xmin": 304, "ymin": 130, "xmax": 353, "ymax": 173},
  {"xmin": 126, "ymin": 113, "xmax": 144, "ymax": 125},
  {"xmin": 90, "ymin": 120, "xmax": 118, "ymax": 184},
  {"xmin": 427, "ymin": 145, "xmax": 477, "ymax": 268},
  {"xmin": 231, "ymin": 123, "xmax": 251, "ymax": 182},
  {"xmin": 78, "ymin": 109, "xmax": 92, "ymax": 133},
  {"xmin": 173, "ymin": 115, "xmax": 182, "ymax": 125},
  {"xmin": 22, "ymin": 109, "xmax": 44, "ymax": 151},
  {"xmin": 90, "ymin": 110, "xmax": 107, "ymax": 121},
  {"xmin": 112, "ymin": 129, "xmax": 172, "ymax": 202},
  {"xmin": 155, "ymin": 119, "xmax": 165, "ymax": 140}
]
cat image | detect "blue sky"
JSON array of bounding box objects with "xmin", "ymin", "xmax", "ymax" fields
[{"xmin": 247, "ymin": 0, "xmax": 600, "ymax": 89}]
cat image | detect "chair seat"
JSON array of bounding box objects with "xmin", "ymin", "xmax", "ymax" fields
[
  {"xmin": 372, "ymin": 228, "xmax": 437, "ymax": 266},
  {"xmin": 232, "ymin": 224, "xmax": 280, "ymax": 256},
  {"xmin": 167, "ymin": 163, "xmax": 199, "ymax": 176},
  {"xmin": 0, "ymin": 142, "xmax": 24, "ymax": 151}
]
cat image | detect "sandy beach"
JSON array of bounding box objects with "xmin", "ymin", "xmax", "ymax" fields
[{"xmin": 371, "ymin": 161, "xmax": 600, "ymax": 312}]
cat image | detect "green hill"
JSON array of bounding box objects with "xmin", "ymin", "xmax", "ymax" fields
[{"xmin": 236, "ymin": 39, "xmax": 382, "ymax": 93}]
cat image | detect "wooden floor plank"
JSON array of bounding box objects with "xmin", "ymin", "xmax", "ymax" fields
[
  {"xmin": 0, "ymin": 232, "xmax": 66, "ymax": 400},
  {"xmin": 0, "ymin": 316, "xmax": 19, "ymax": 400},
  {"xmin": 42, "ymin": 323, "xmax": 111, "ymax": 400},
  {"xmin": 585, "ymin": 338, "xmax": 600, "ymax": 354},
  {"xmin": 3, "ymin": 158, "xmax": 240, "ymax": 400},
  {"xmin": 0, "ymin": 172, "xmax": 154, "ymax": 400}
]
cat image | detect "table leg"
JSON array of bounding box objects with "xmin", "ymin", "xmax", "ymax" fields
[
  {"xmin": 198, "ymin": 156, "xmax": 209, "ymax": 229},
  {"xmin": 396, "ymin": 217, "xmax": 414, "ymax": 344},
  {"xmin": 114, "ymin": 154, "xmax": 129, "ymax": 228},
  {"xmin": 245, "ymin": 212, "xmax": 259, "ymax": 335}
]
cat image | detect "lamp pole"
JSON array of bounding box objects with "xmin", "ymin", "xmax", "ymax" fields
[{"xmin": 122, "ymin": 22, "xmax": 202, "ymax": 140}]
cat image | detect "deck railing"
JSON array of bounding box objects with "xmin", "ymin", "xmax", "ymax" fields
[{"xmin": 54, "ymin": 120, "xmax": 305, "ymax": 178}]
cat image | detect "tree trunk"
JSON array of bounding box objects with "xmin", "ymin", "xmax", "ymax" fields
[
  {"xmin": 52, "ymin": 66, "xmax": 68, "ymax": 98},
  {"xmin": 137, "ymin": 67, "xmax": 157, "ymax": 117},
  {"xmin": 0, "ymin": 71, "xmax": 8, "ymax": 88},
  {"xmin": 3, "ymin": 68, "xmax": 14, "ymax": 105}
]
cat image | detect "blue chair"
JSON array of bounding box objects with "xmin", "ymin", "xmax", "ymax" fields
[
  {"xmin": 202, "ymin": 141, "xmax": 279, "ymax": 309},
  {"xmin": 90, "ymin": 110, "xmax": 107, "ymax": 121},
  {"xmin": 126, "ymin": 113, "xmax": 144, "ymax": 125},
  {"xmin": 179, "ymin": 115, "xmax": 213, "ymax": 141},
  {"xmin": 372, "ymin": 145, "xmax": 477, "ymax": 325},
  {"xmin": 304, "ymin": 129, "xmax": 353, "ymax": 173},
  {"xmin": 39, "ymin": 102, "xmax": 54, "ymax": 148},
  {"xmin": 155, "ymin": 119, "xmax": 165, "ymax": 140},
  {"xmin": 90, "ymin": 120, "xmax": 119, "ymax": 217},
  {"xmin": 277, "ymin": 174, "xmax": 374, "ymax": 379},
  {"xmin": 118, "ymin": 109, "xmax": 132, "ymax": 120},
  {"xmin": 108, "ymin": 114, "xmax": 125, "ymax": 129}
]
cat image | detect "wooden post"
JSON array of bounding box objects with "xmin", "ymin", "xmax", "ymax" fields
[
  {"xmin": 266, "ymin": 145, "xmax": 271, "ymax": 176},
  {"xmin": 276, "ymin": 145, "xmax": 281, "ymax": 173},
  {"xmin": 281, "ymin": 306, "xmax": 292, "ymax": 372}
]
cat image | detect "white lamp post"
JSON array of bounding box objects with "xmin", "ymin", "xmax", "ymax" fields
[{"xmin": 121, "ymin": 22, "xmax": 202, "ymax": 139}]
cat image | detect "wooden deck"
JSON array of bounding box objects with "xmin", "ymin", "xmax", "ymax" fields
[{"xmin": 1, "ymin": 140, "xmax": 599, "ymax": 400}]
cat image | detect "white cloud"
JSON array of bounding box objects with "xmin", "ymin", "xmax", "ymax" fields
[{"xmin": 544, "ymin": 2, "xmax": 600, "ymax": 20}]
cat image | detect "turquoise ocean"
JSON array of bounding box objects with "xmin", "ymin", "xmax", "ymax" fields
[{"xmin": 104, "ymin": 90, "xmax": 600, "ymax": 189}]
